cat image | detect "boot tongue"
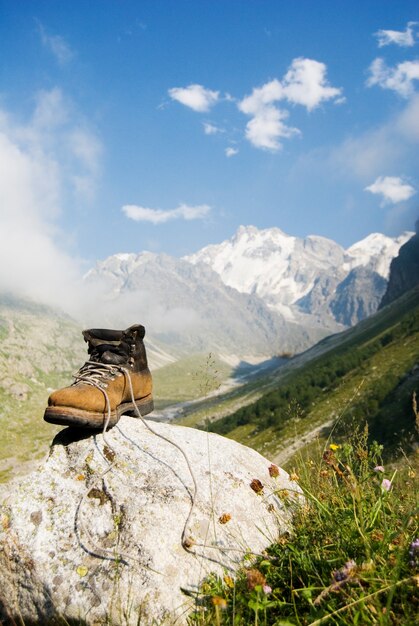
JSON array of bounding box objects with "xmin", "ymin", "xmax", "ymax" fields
[{"xmin": 89, "ymin": 342, "xmax": 131, "ymax": 366}]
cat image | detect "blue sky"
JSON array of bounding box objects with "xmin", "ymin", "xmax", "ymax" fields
[{"xmin": 0, "ymin": 0, "xmax": 418, "ymax": 308}]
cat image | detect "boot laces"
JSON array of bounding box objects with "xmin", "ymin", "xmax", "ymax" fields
[{"xmin": 72, "ymin": 360, "xmax": 125, "ymax": 389}]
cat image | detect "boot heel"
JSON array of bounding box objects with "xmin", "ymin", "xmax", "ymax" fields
[{"xmin": 121, "ymin": 397, "xmax": 154, "ymax": 418}]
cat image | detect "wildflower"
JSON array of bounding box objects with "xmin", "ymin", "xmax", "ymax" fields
[
  {"xmin": 381, "ymin": 478, "xmax": 392, "ymax": 492},
  {"xmin": 374, "ymin": 465, "xmax": 385, "ymax": 473},
  {"xmin": 223, "ymin": 575, "xmax": 234, "ymax": 588},
  {"xmin": 314, "ymin": 560, "xmax": 357, "ymax": 606},
  {"xmin": 332, "ymin": 560, "xmax": 356, "ymax": 582},
  {"xmin": 329, "ymin": 443, "xmax": 340, "ymax": 451},
  {"xmin": 289, "ymin": 471, "xmax": 300, "ymax": 481},
  {"xmin": 409, "ymin": 538, "xmax": 419, "ymax": 568},
  {"xmin": 246, "ymin": 568, "xmax": 266, "ymax": 590},
  {"xmin": 268, "ymin": 464, "xmax": 279, "ymax": 478},
  {"xmin": 211, "ymin": 596, "xmax": 227, "ymax": 608},
  {"xmin": 263, "ymin": 584, "xmax": 272, "ymax": 594},
  {"xmin": 250, "ymin": 479, "xmax": 264, "ymax": 494}
]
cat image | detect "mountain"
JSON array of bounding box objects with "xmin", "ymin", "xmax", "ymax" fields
[
  {"xmin": 84, "ymin": 252, "xmax": 323, "ymax": 360},
  {"xmin": 185, "ymin": 225, "xmax": 412, "ymax": 326},
  {"xmin": 380, "ymin": 220, "xmax": 419, "ymax": 309},
  {"xmin": 85, "ymin": 225, "xmax": 411, "ymax": 362}
]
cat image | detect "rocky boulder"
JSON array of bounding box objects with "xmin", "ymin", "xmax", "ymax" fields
[{"xmin": 0, "ymin": 417, "xmax": 301, "ymax": 625}]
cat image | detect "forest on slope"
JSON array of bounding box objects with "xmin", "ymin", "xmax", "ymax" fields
[{"xmin": 207, "ymin": 287, "xmax": 419, "ymax": 461}]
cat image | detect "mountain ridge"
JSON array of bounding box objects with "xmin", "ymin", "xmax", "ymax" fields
[
  {"xmin": 83, "ymin": 224, "xmax": 412, "ymax": 360},
  {"xmin": 185, "ymin": 224, "xmax": 412, "ymax": 323}
]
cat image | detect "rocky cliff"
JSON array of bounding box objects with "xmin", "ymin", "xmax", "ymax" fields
[{"xmin": 380, "ymin": 222, "xmax": 419, "ymax": 309}]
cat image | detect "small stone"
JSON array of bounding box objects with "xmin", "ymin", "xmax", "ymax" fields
[{"xmin": 30, "ymin": 511, "xmax": 42, "ymax": 526}]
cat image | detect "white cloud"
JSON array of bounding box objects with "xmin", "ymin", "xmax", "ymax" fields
[
  {"xmin": 203, "ymin": 122, "xmax": 222, "ymax": 135},
  {"xmin": 168, "ymin": 84, "xmax": 219, "ymax": 112},
  {"xmin": 281, "ymin": 58, "xmax": 342, "ymax": 110},
  {"xmin": 0, "ymin": 94, "xmax": 103, "ymax": 315},
  {"xmin": 244, "ymin": 106, "xmax": 299, "ymax": 151},
  {"xmin": 365, "ymin": 176, "xmax": 416, "ymax": 205},
  {"xmin": 375, "ymin": 22, "xmax": 417, "ymax": 48},
  {"xmin": 37, "ymin": 21, "xmax": 74, "ymax": 65},
  {"xmin": 122, "ymin": 203, "xmax": 211, "ymax": 224},
  {"xmin": 238, "ymin": 82, "xmax": 297, "ymax": 151},
  {"xmin": 367, "ymin": 58, "xmax": 419, "ymax": 97},
  {"xmin": 238, "ymin": 58, "xmax": 341, "ymax": 150},
  {"xmin": 239, "ymin": 79, "xmax": 283, "ymax": 115},
  {"xmin": 225, "ymin": 147, "xmax": 239, "ymax": 157}
]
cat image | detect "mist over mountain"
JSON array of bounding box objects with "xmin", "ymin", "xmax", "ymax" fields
[
  {"xmin": 84, "ymin": 251, "xmax": 324, "ymax": 361},
  {"xmin": 83, "ymin": 225, "xmax": 412, "ymax": 361}
]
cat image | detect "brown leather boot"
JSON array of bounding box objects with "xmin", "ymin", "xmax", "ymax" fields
[{"xmin": 44, "ymin": 324, "xmax": 153, "ymax": 429}]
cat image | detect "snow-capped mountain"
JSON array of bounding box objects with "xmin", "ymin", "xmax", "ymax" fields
[
  {"xmin": 185, "ymin": 225, "xmax": 412, "ymax": 324},
  {"xmin": 84, "ymin": 251, "xmax": 323, "ymax": 360},
  {"xmin": 84, "ymin": 225, "xmax": 412, "ymax": 361}
]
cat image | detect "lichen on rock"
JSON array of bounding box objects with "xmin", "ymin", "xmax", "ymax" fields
[{"xmin": 0, "ymin": 416, "xmax": 302, "ymax": 625}]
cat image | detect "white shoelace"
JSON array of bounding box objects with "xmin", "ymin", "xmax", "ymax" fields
[{"xmin": 76, "ymin": 362, "xmax": 266, "ymax": 568}]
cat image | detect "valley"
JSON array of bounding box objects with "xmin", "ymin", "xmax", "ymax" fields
[{"xmin": 0, "ymin": 224, "xmax": 417, "ymax": 484}]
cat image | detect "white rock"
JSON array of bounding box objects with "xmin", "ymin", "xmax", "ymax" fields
[{"xmin": 0, "ymin": 417, "xmax": 302, "ymax": 625}]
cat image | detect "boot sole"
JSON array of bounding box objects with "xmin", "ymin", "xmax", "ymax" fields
[{"xmin": 44, "ymin": 395, "xmax": 154, "ymax": 429}]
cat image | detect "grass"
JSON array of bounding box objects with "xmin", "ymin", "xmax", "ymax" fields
[
  {"xmin": 153, "ymin": 353, "xmax": 232, "ymax": 408},
  {"xmin": 188, "ymin": 428, "xmax": 419, "ymax": 626}
]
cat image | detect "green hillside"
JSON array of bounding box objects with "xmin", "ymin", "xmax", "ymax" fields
[
  {"xmin": 0, "ymin": 296, "xmax": 235, "ymax": 482},
  {"xmin": 0, "ymin": 295, "xmax": 87, "ymax": 482},
  {"xmin": 205, "ymin": 287, "xmax": 419, "ymax": 465}
]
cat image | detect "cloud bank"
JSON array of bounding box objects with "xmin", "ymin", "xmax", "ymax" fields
[
  {"xmin": 122, "ymin": 203, "xmax": 211, "ymax": 224},
  {"xmin": 0, "ymin": 89, "xmax": 101, "ymax": 317}
]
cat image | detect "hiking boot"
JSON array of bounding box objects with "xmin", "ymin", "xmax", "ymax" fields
[{"xmin": 44, "ymin": 324, "xmax": 153, "ymax": 429}]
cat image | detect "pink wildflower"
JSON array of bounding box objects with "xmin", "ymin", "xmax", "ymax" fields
[
  {"xmin": 381, "ymin": 478, "xmax": 392, "ymax": 492},
  {"xmin": 374, "ymin": 465, "xmax": 385, "ymax": 473}
]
